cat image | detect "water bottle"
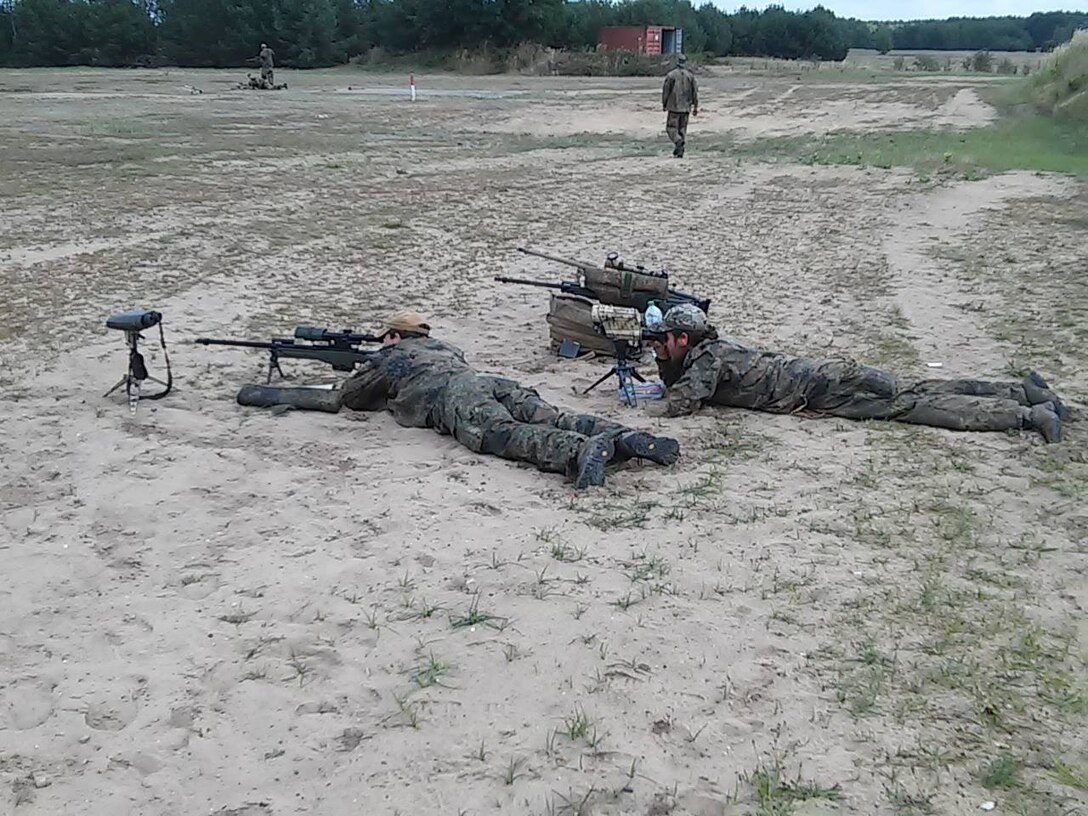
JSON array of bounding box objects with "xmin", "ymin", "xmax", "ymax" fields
[{"xmin": 644, "ymin": 301, "xmax": 664, "ymax": 331}]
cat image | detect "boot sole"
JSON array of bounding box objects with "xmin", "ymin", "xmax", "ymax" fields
[
  {"xmin": 574, "ymin": 437, "xmax": 613, "ymax": 489},
  {"xmin": 621, "ymin": 432, "xmax": 680, "ymax": 465}
]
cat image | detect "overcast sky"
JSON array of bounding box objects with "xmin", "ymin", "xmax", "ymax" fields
[{"xmin": 726, "ymin": 1, "xmax": 1083, "ymax": 21}]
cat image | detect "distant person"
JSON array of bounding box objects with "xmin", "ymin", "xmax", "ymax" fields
[
  {"xmin": 661, "ymin": 53, "xmax": 698, "ymax": 158},
  {"xmin": 258, "ymin": 43, "xmax": 276, "ymax": 86}
]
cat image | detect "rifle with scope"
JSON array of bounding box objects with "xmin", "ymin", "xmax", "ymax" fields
[
  {"xmin": 194, "ymin": 325, "xmax": 382, "ymax": 383},
  {"xmin": 495, "ymin": 246, "xmax": 711, "ymax": 314}
]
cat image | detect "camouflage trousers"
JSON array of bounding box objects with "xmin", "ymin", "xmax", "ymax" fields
[
  {"xmin": 432, "ymin": 374, "xmax": 630, "ymax": 476},
  {"xmin": 803, "ymin": 361, "xmax": 1031, "ymax": 432},
  {"xmin": 261, "ymin": 66, "xmax": 274, "ymax": 85},
  {"xmin": 666, "ymin": 112, "xmax": 689, "ymax": 155}
]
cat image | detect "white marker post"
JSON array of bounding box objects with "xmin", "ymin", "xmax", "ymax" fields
[{"xmin": 409, "ymin": 73, "xmax": 416, "ymax": 102}]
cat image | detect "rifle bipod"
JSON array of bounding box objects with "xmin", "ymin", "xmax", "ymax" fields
[
  {"xmin": 104, "ymin": 319, "xmax": 173, "ymax": 414},
  {"xmin": 581, "ymin": 340, "xmax": 645, "ymax": 407}
]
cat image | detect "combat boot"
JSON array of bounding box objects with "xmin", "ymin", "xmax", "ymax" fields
[
  {"xmin": 572, "ymin": 433, "xmax": 615, "ymax": 489},
  {"xmin": 236, "ymin": 384, "xmax": 342, "ymax": 413},
  {"xmin": 1026, "ymin": 401, "xmax": 1062, "ymax": 443},
  {"xmin": 613, "ymin": 431, "xmax": 680, "ymax": 466},
  {"xmin": 1022, "ymin": 371, "xmax": 1067, "ymax": 419}
]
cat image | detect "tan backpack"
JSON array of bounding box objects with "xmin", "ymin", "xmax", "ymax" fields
[{"xmin": 545, "ymin": 293, "xmax": 618, "ymax": 357}]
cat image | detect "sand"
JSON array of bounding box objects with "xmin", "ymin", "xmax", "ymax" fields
[{"xmin": 1, "ymin": 67, "xmax": 1085, "ymax": 816}]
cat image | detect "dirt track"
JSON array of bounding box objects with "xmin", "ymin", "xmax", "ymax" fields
[{"xmin": 1, "ymin": 68, "xmax": 1086, "ymax": 816}]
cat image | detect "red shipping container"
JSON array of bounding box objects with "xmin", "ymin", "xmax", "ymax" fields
[{"xmin": 597, "ymin": 25, "xmax": 678, "ymax": 56}]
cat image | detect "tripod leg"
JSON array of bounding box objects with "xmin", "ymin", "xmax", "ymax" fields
[
  {"xmin": 128, "ymin": 377, "xmax": 140, "ymax": 414},
  {"xmin": 104, "ymin": 377, "xmax": 129, "ymax": 398},
  {"xmin": 582, "ymin": 367, "xmax": 619, "ymax": 395},
  {"xmin": 616, "ymin": 370, "xmax": 638, "ymax": 407}
]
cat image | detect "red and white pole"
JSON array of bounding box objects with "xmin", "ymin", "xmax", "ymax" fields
[{"xmin": 409, "ymin": 73, "xmax": 416, "ymax": 102}]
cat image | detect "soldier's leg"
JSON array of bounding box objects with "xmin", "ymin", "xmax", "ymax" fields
[
  {"xmin": 438, "ymin": 385, "xmax": 607, "ymax": 486},
  {"xmin": 675, "ymin": 112, "xmax": 689, "ymax": 157},
  {"xmin": 830, "ymin": 392, "xmax": 1061, "ymax": 442},
  {"xmin": 906, "ymin": 370, "xmax": 1065, "ymax": 416},
  {"xmin": 489, "ymin": 378, "xmax": 679, "ymax": 466},
  {"xmin": 909, "ymin": 378, "xmax": 1027, "ymax": 402},
  {"xmin": 666, "ymin": 112, "xmax": 682, "ymax": 155}
]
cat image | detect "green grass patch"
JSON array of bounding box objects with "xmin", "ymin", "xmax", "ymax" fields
[{"xmin": 726, "ymin": 114, "xmax": 1088, "ymax": 177}]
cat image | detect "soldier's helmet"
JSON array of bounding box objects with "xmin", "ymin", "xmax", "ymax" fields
[
  {"xmin": 676, "ymin": 53, "xmax": 687, "ymax": 66},
  {"xmin": 662, "ymin": 303, "xmax": 708, "ymax": 334}
]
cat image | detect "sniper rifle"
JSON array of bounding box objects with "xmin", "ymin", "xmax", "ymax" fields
[
  {"xmin": 496, "ymin": 246, "xmax": 711, "ymax": 314},
  {"xmin": 194, "ymin": 325, "xmax": 382, "ymax": 383}
]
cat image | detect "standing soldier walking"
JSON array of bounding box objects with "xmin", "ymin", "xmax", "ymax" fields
[
  {"xmin": 661, "ymin": 54, "xmax": 698, "ymax": 158},
  {"xmin": 258, "ymin": 43, "xmax": 276, "ymax": 87}
]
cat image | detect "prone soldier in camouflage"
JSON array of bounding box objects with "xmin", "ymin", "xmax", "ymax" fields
[
  {"xmin": 661, "ymin": 54, "xmax": 698, "ymax": 158},
  {"xmin": 237, "ymin": 311, "xmax": 680, "ymax": 488},
  {"xmin": 646, "ymin": 304, "xmax": 1067, "ymax": 443}
]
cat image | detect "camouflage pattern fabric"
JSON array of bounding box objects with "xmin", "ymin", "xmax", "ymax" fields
[
  {"xmin": 340, "ymin": 337, "xmax": 635, "ymax": 476},
  {"xmin": 665, "ymin": 112, "xmax": 689, "ymax": 151},
  {"xmin": 662, "ymin": 66, "xmax": 698, "ymax": 113},
  {"xmin": 657, "ymin": 337, "xmax": 1041, "ymax": 433}
]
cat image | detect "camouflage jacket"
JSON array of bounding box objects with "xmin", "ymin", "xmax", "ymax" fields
[
  {"xmin": 259, "ymin": 47, "xmax": 275, "ymax": 68},
  {"xmin": 662, "ymin": 67, "xmax": 698, "ymax": 113},
  {"xmin": 656, "ymin": 337, "xmax": 897, "ymax": 417},
  {"xmin": 339, "ymin": 337, "xmax": 472, "ymax": 428}
]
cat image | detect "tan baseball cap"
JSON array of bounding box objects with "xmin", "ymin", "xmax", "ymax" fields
[{"xmin": 382, "ymin": 310, "xmax": 431, "ymax": 337}]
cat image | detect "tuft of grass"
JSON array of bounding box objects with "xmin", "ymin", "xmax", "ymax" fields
[
  {"xmin": 450, "ymin": 590, "xmax": 506, "ymax": 630},
  {"xmin": 392, "ymin": 694, "xmax": 421, "ymax": 729},
  {"xmin": 979, "ymin": 754, "xmax": 1021, "ymax": 790},
  {"xmin": 502, "ymin": 756, "xmax": 526, "ymax": 785},
  {"xmin": 1051, "ymin": 760, "xmax": 1088, "ymax": 792},
  {"xmin": 411, "ymin": 652, "xmax": 449, "ymax": 689},
  {"xmin": 563, "ymin": 705, "xmax": 593, "ymax": 741},
  {"xmin": 741, "ymin": 755, "xmax": 842, "ymax": 815}
]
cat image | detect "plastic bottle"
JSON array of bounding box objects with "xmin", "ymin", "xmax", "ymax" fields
[{"xmin": 644, "ymin": 301, "xmax": 664, "ymax": 331}]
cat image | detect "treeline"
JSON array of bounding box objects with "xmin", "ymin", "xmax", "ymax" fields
[
  {"xmin": 875, "ymin": 12, "xmax": 1088, "ymax": 53},
  {"xmin": 0, "ymin": 0, "xmax": 1085, "ymax": 69}
]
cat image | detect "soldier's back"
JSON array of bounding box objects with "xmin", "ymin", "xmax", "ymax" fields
[{"xmin": 381, "ymin": 337, "xmax": 473, "ymax": 427}]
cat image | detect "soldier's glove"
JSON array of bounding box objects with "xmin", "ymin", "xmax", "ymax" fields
[{"xmin": 643, "ymin": 401, "xmax": 671, "ymax": 418}]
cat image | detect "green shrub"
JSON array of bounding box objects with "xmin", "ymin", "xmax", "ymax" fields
[
  {"xmin": 972, "ymin": 50, "xmax": 994, "ymax": 72},
  {"xmin": 914, "ymin": 54, "xmax": 941, "ymax": 72},
  {"xmin": 1030, "ymin": 28, "xmax": 1088, "ymax": 121}
]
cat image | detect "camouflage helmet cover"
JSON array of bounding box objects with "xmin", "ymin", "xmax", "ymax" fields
[{"xmin": 662, "ymin": 303, "xmax": 708, "ymax": 334}]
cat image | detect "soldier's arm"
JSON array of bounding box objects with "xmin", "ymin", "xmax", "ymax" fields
[
  {"xmin": 662, "ymin": 74, "xmax": 673, "ymax": 109},
  {"xmin": 661, "ymin": 346, "xmax": 724, "ymax": 416},
  {"xmin": 339, "ymin": 354, "xmax": 392, "ymax": 411}
]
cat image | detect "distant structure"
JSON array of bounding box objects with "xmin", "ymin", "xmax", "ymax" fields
[{"xmin": 597, "ymin": 26, "xmax": 684, "ymax": 56}]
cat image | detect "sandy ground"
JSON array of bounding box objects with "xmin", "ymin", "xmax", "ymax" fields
[{"xmin": 1, "ymin": 68, "xmax": 1086, "ymax": 816}]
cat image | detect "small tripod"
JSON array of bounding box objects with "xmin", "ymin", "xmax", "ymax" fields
[
  {"xmin": 104, "ymin": 325, "xmax": 173, "ymax": 414},
  {"xmin": 582, "ymin": 339, "xmax": 646, "ymax": 407}
]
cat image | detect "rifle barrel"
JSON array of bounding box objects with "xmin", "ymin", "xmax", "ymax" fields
[
  {"xmin": 494, "ymin": 275, "xmax": 563, "ymax": 290},
  {"xmin": 516, "ymin": 247, "xmax": 588, "ymax": 270},
  {"xmin": 195, "ymin": 338, "xmax": 288, "ymax": 349}
]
